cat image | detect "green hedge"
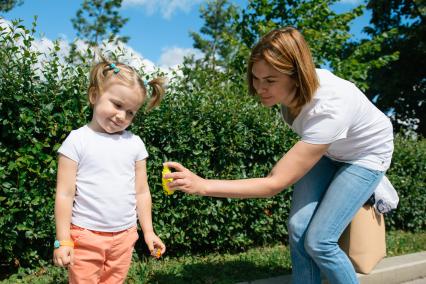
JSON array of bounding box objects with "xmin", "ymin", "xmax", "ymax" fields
[
  {"xmin": 0, "ymin": 21, "xmax": 91, "ymax": 271},
  {"xmin": 386, "ymin": 136, "xmax": 426, "ymax": 231},
  {"xmin": 135, "ymin": 62, "xmax": 298, "ymax": 257},
  {"xmin": 1, "ymin": 20, "xmax": 424, "ymax": 273}
]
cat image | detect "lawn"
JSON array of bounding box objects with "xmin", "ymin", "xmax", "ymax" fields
[{"xmin": 2, "ymin": 230, "xmax": 425, "ymax": 284}]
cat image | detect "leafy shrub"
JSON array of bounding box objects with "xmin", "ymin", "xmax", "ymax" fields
[
  {"xmin": 386, "ymin": 135, "xmax": 426, "ymax": 231},
  {"xmin": 0, "ymin": 20, "xmax": 90, "ymax": 271},
  {"xmin": 134, "ymin": 61, "xmax": 298, "ymax": 256}
]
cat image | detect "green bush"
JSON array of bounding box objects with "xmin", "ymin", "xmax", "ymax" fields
[
  {"xmin": 0, "ymin": 20, "xmax": 424, "ymax": 274},
  {"xmin": 134, "ymin": 61, "xmax": 297, "ymax": 256},
  {"xmin": 386, "ymin": 135, "xmax": 426, "ymax": 231},
  {"xmin": 0, "ymin": 20, "xmax": 90, "ymax": 270}
]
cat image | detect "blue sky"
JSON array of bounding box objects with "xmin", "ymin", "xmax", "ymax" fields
[{"xmin": 1, "ymin": 0, "xmax": 368, "ymax": 68}]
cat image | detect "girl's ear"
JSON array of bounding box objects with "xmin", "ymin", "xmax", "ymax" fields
[{"xmin": 88, "ymin": 87, "xmax": 98, "ymax": 105}]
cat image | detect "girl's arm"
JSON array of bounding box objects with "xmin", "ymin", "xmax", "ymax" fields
[
  {"xmin": 135, "ymin": 160, "xmax": 165, "ymax": 254},
  {"xmin": 165, "ymin": 141, "xmax": 329, "ymax": 198},
  {"xmin": 53, "ymin": 154, "xmax": 77, "ymax": 267}
]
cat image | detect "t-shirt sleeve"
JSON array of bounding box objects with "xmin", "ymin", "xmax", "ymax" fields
[
  {"xmin": 135, "ymin": 136, "xmax": 149, "ymax": 161},
  {"xmin": 300, "ymin": 93, "xmax": 351, "ymax": 144},
  {"xmin": 58, "ymin": 130, "xmax": 81, "ymax": 162}
]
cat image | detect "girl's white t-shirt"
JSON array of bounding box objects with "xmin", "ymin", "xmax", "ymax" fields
[
  {"xmin": 58, "ymin": 125, "xmax": 148, "ymax": 232},
  {"xmin": 281, "ymin": 69, "xmax": 394, "ymax": 171}
]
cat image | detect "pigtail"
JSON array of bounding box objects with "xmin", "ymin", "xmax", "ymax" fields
[
  {"xmin": 88, "ymin": 52, "xmax": 116, "ymax": 106},
  {"xmin": 145, "ymin": 77, "xmax": 166, "ymax": 111}
]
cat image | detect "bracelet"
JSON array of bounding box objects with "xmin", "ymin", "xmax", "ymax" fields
[{"xmin": 54, "ymin": 240, "xmax": 74, "ymax": 249}]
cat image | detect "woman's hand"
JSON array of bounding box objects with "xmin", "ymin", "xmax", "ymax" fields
[{"xmin": 163, "ymin": 162, "xmax": 208, "ymax": 195}]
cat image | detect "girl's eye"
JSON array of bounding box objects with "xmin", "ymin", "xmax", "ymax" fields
[
  {"xmin": 113, "ymin": 102, "xmax": 122, "ymax": 108},
  {"xmin": 127, "ymin": 111, "xmax": 135, "ymax": 116}
]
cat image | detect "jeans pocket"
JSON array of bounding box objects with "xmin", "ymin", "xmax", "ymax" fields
[{"xmin": 345, "ymin": 164, "xmax": 381, "ymax": 183}]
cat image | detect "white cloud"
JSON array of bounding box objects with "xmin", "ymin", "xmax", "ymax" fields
[
  {"xmin": 123, "ymin": 0, "xmax": 203, "ymax": 19},
  {"xmin": 337, "ymin": 0, "xmax": 363, "ymax": 5},
  {"xmin": 1, "ymin": 17, "xmax": 169, "ymax": 79},
  {"xmin": 100, "ymin": 40, "xmax": 158, "ymax": 73},
  {"xmin": 0, "ymin": 17, "xmax": 12, "ymax": 28},
  {"xmin": 158, "ymin": 46, "xmax": 203, "ymax": 69}
]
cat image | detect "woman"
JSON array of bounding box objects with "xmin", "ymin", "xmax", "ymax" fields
[{"xmin": 165, "ymin": 27, "xmax": 393, "ymax": 284}]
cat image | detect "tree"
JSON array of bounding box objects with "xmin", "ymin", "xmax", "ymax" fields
[
  {"xmin": 189, "ymin": 0, "xmax": 397, "ymax": 92},
  {"xmin": 365, "ymin": 0, "xmax": 425, "ymax": 135},
  {"xmin": 71, "ymin": 0, "xmax": 129, "ymax": 46},
  {"xmin": 236, "ymin": 0, "xmax": 399, "ymax": 89},
  {"xmin": 190, "ymin": 0, "xmax": 239, "ymax": 69},
  {"xmin": 0, "ymin": 0, "xmax": 23, "ymax": 13}
]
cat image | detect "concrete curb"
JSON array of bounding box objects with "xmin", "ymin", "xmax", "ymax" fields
[
  {"xmin": 237, "ymin": 251, "xmax": 426, "ymax": 284},
  {"xmin": 357, "ymin": 252, "xmax": 426, "ymax": 284}
]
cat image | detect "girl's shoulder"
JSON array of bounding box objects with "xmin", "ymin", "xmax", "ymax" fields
[{"xmin": 121, "ymin": 130, "xmax": 146, "ymax": 147}]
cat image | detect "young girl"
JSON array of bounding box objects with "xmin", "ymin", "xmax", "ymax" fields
[
  {"xmin": 164, "ymin": 27, "xmax": 394, "ymax": 284},
  {"xmin": 53, "ymin": 58, "xmax": 166, "ymax": 283}
]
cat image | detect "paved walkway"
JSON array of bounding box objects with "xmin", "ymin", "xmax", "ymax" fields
[
  {"xmin": 402, "ymin": 278, "xmax": 426, "ymax": 284},
  {"xmin": 237, "ymin": 251, "xmax": 426, "ymax": 284}
]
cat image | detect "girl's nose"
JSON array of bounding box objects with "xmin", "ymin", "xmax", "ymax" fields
[{"xmin": 116, "ymin": 110, "xmax": 126, "ymax": 121}]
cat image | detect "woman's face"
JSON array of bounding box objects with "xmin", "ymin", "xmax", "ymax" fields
[{"xmin": 251, "ymin": 59, "xmax": 298, "ymax": 108}]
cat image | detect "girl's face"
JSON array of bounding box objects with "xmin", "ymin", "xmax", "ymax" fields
[
  {"xmin": 251, "ymin": 59, "xmax": 298, "ymax": 108},
  {"xmin": 89, "ymin": 82, "xmax": 143, "ymax": 134}
]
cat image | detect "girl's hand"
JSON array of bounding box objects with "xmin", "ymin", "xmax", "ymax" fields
[
  {"xmin": 163, "ymin": 162, "xmax": 207, "ymax": 195},
  {"xmin": 53, "ymin": 246, "xmax": 74, "ymax": 267},
  {"xmin": 144, "ymin": 231, "xmax": 166, "ymax": 258}
]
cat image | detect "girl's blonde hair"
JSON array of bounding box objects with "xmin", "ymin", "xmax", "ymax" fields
[
  {"xmin": 88, "ymin": 55, "xmax": 165, "ymax": 111},
  {"xmin": 247, "ymin": 27, "xmax": 319, "ymax": 116}
]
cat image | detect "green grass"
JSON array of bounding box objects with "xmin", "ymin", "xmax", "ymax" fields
[
  {"xmin": 2, "ymin": 230, "xmax": 425, "ymax": 284},
  {"xmin": 386, "ymin": 230, "xmax": 426, "ymax": 257}
]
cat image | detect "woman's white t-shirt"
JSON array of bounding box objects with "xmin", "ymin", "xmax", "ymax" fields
[
  {"xmin": 58, "ymin": 125, "xmax": 148, "ymax": 232},
  {"xmin": 281, "ymin": 69, "xmax": 393, "ymax": 171}
]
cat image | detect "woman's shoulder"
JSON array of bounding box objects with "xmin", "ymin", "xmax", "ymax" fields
[
  {"xmin": 314, "ymin": 69, "xmax": 359, "ymax": 101},
  {"xmin": 298, "ymin": 70, "xmax": 355, "ymax": 120},
  {"xmin": 316, "ymin": 69, "xmax": 356, "ymax": 88}
]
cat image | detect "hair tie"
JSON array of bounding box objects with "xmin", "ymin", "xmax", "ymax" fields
[{"xmin": 109, "ymin": 63, "xmax": 120, "ymax": 74}]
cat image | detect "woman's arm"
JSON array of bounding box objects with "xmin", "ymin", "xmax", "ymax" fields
[
  {"xmin": 165, "ymin": 141, "xmax": 329, "ymax": 198},
  {"xmin": 53, "ymin": 154, "xmax": 77, "ymax": 267}
]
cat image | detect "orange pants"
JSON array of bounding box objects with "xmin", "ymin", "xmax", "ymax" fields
[{"xmin": 68, "ymin": 224, "xmax": 139, "ymax": 284}]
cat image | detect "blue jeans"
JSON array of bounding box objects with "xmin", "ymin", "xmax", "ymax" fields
[{"xmin": 288, "ymin": 156, "xmax": 383, "ymax": 284}]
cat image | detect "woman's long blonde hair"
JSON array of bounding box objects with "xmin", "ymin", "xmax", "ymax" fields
[
  {"xmin": 88, "ymin": 55, "xmax": 165, "ymax": 111},
  {"xmin": 247, "ymin": 27, "xmax": 319, "ymax": 116}
]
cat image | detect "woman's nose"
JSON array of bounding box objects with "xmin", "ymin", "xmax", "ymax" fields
[{"xmin": 257, "ymin": 81, "xmax": 266, "ymax": 93}]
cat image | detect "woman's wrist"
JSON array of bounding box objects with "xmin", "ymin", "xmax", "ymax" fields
[{"xmin": 200, "ymin": 178, "xmax": 210, "ymax": 196}]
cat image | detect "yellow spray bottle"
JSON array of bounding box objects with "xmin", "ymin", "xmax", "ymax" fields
[{"xmin": 162, "ymin": 165, "xmax": 174, "ymax": 195}]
